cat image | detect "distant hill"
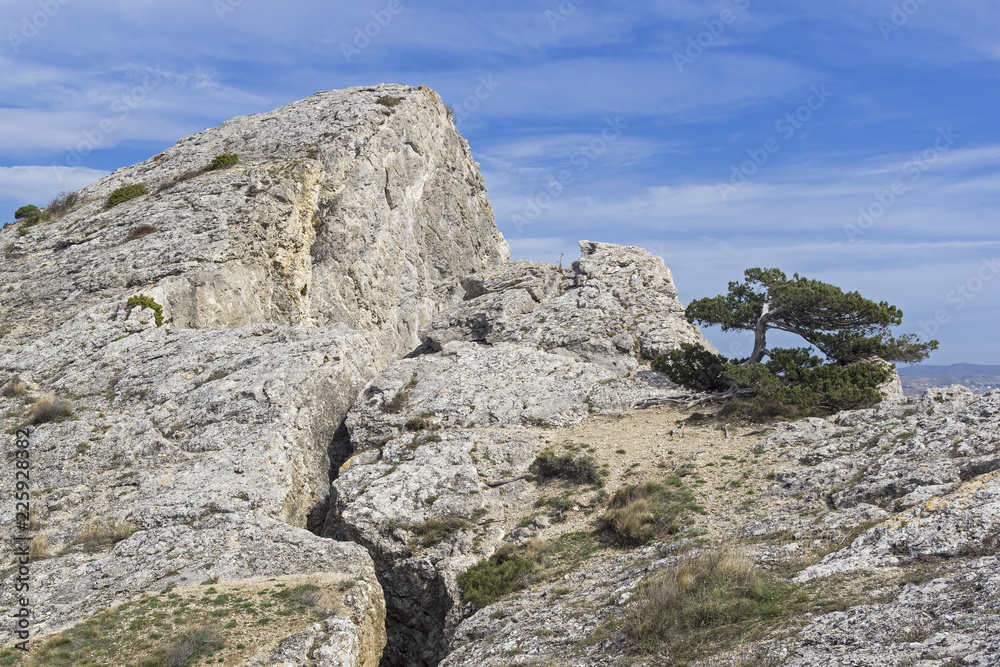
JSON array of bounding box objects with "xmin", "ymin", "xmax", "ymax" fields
[{"xmin": 897, "ymin": 364, "xmax": 1000, "ymax": 378}]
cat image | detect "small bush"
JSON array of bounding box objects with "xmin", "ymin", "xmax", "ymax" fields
[
  {"xmin": 457, "ymin": 552, "xmax": 536, "ymax": 609},
  {"xmin": 164, "ymin": 626, "xmax": 223, "ymax": 667},
  {"xmin": 14, "ymin": 204, "xmax": 42, "ymax": 225},
  {"xmin": 46, "ymin": 191, "xmax": 80, "ymax": 217},
  {"xmin": 653, "ymin": 343, "xmax": 732, "ymax": 393},
  {"xmin": 127, "ymin": 294, "xmax": 164, "ymax": 327},
  {"xmin": 208, "ymin": 153, "xmax": 239, "ymax": 170},
  {"xmin": 125, "ymin": 224, "xmax": 159, "ymax": 242},
  {"xmin": 26, "ymin": 393, "xmax": 74, "ymax": 425},
  {"xmin": 531, "ymin": 451, "xmax": 602, "ymax": 487},
  {"xmin": 105, "ymin": 183, "xmax": 149, "ymax": 209},
  {"xmin": 602, "ymin": 478, "xmax": 703, "ymax": 546},
  {"xmin": 375, "ymin": 95, "xmax": 403, "ymax": 108}
]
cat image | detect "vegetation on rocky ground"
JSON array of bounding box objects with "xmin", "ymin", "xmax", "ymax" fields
[
  {"xmin": 126, "ymin": 295, "xmax": 164, "ymax": 327},
  {"xmin": 0, "ymin": 581, "xmax": 344, "ymax": 667},
  {"xmin": 654, "ymin": 267, "xmax": 937, "ymax": 421},
  {"xmin": 207, "ymin": 153, "xmax": 239, "ymax": 170},
  {"xmin": 601, "ymin": 477, "xmax": 704, "ymax": 546},
  {"xmin": 105, "ymin": 184, "xmax": 149, "ymax": 209}
]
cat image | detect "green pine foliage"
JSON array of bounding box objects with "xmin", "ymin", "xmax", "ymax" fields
[
  {"xmin": 685, "ymin": 267, "xmax": 936, "ymax": 365},
  {"xmin": 651, "ymin": 343, "xmax": 732, "ymax": 393},
  {"xmin": 208, "ymin": 153, "xmax": 239, "ymax": 170},
  {"xmin": 654, "ymin": 268, "xmax": 935, "ymax": 421},
  {"xmin": 105, "ymin": 184, "xmax": 149, "ymax": 209},
  {"xmin": 14, "ymin": 204, "xmax": 42, "ymax": 224}
]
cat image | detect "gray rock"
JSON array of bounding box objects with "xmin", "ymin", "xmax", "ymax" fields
[
  {"xmin": 420, "ymin": 241, "xmax": 713, "ymax": 373},
  {"xmin": 0, "ymin": 83, "xmax": 509, "ymax": 666},
  {"xmin": 0, "ymin": 83, "xmax": 507, "ymax": 354}
]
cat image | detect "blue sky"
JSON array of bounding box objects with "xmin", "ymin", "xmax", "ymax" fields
[{"xmin": 2, "ymin": 0, "xmax": 998, "ymax": 364}]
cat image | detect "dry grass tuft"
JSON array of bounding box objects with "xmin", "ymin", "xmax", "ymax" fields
[
  {"xmin": 28, "ymin": 534, "xmax": 52, "ymax": 560},
  {"xmin": 72, "ymin": 519, "xmax": 138, "ymax": 553},
  {"xmin": 26, "ymin": 392, "xmax": 74, "ymax": 425},
  {"xmin": 1, "ymin": 375, "xmax": 28, "ymax": 397},
  {"xmin": 124, "ymin": 224, "xmax": 159, "ymax": 242},
  {"xmin": 623, "ymin": 546, "xmax": 786, "ymax": 659}
]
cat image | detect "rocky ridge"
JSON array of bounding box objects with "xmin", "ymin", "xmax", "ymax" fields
[
  {"xmin": 0, "ymin": 83, "xmax": 508, "ymax": 665},
  {"xmin": 2, "ymin": 81, "xmax": 997, "ymax": 667},
  {"xmin": 328, "ymin": 241, "xmax": 710, "ymax": 665}
]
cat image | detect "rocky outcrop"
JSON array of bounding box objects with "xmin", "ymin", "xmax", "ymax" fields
[
  {"xmin": 0, "ymin": 83, "xmax": 507, "ymax": 351},
  {"xmin": 420, "ymin": 241, "xmax": 712, "ymax": 373},
  {"xmin": 0, "ymin": 83, "xmax": 507, "ymax": 665},
  {"xmin": 329, "ymin": 243, "xmax": 712, "ymax": 666}
]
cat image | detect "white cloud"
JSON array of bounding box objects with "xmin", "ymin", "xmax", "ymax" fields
[{"xmin": 0, "ymin": 165, "xmax": 107, "ymax": 204}]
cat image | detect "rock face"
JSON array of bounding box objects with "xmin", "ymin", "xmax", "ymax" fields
[
  {"xmin": 420, "ymin": 241, "xmax": 712, "ymax": 373},
  {"xmin": 0, "ymin": 83, "xmax": 507, "ymax": 350},
  {"xmin": 329, "ymin": 243, "xmax": 712, "ymax": 666},
  {"xmin": 0, "ymin": 83, "xmax": 507, "ymax": 665}
]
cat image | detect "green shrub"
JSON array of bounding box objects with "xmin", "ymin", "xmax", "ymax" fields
[
  {"xmin": 531, "ymin": 451, "xmax": 602, "ymax": 487},
  {"xmin": 375, "ymin": 95, "xmax": 403, "ymax": 108},
  {"xmin": 208, "ymin": 153, "xmax": 239, "ymax": 170},
  {"xmin": 14, "ymin": 204, "xmax": 42, "ymax": 225},
  {"xmin": 602, "ymin": 478, "xmax": 703, "ymax": 546},
  {"xmin": 652, "ymin": 343, "xmax": 732, "ymax": 393},
  {"xmin": 105, "ymin": 184, "xmax": 149, "ymax": 208},
  {"xmin": 457, "ymin": 552, "xmax": 536, "ymax": 609},
  {"xmin": 127, "ymin": 295, "xmax": 164, "ymax": 327},
  {"xmin": 721, "ymin": 348, "xmax": 890, "ymax": 421}
]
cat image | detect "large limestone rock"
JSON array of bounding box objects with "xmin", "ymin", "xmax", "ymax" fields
[
  {"xmin": 0, "ymin": 83, "xmax": 507, "ymax": 351},
  {"xmin": 329, "ymin": 242, "xmax": 714, "ymax": 666},
  {"xmin": 0, "ymin": 83, "xmax": 507, "ymax": 665},
  {"xmin": 420, "ymin": 241, "xmax": 712, "ymax": 373}
]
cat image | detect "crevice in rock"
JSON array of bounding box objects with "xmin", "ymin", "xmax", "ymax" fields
[
  {"xmin": 324, "ymin": 518, "xmax": 455, "ymax": 667},
  {"xmin": 307, "ymin": 421, "xmax": 352, "ymax": 536}
]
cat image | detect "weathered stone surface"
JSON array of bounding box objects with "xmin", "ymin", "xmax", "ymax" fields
[
  {"xmin": 0, "ymin": 83, "xmax": 507, "ymax": 353},
  {"xmin": 420, "ymin": 241, "xmax": 712, "ymax": 373},
  {"xmin": 331, "ymin": 341, "xmax": 678, "ymax": 666},
  {"xmin": 0, "ymin": 83, "xmax": 509, "ymax": 665},
  {"xmin": 0, "ymin": 514, "xmax": 385, "ymax": 658},
  {"xmin": 0, "ymin": 298, "xmax": 391, "ymax": 536},
  {"xmin": 782, "ymin": 556, "xmax": 1000, "ymax": 666}
]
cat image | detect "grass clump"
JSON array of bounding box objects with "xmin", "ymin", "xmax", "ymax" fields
[
  {"xmin": 127, "ymin": 294, "xmax": 164, "ymax": 327},
  {"xmin": 26, "ymin": 393, "xmax": 74, "ymax": 426},
  {"xmin": 46, "ymin": 191, "xmax": 80, "ymax": 217},
  {"xmin": 623, "ymin": 548, "xmax": 788, "ymax": 660},
  {"xmin": 383, "ymin": 374, "xmax": 418, "ymax": 414},
  {"xmin": 71, "ymin": 519, "xmax": 137, "ymax": 553},
  {"xmin": 408, "ymin": 517, "xmax": 472, "ymax": 547},
  {"xmin": 531, "ymin": 450, "xmax": 602, "ymax": 487},
  {"xmin": 125, "ymin": 224, "xmax": 159, "ymax": 242},
  {"xmin": 602, "ymin": 477, "xmax": 704, "ymax": 546},
  {"xmin": 375, "ymin": 94, "xmax": 403, "ymax": 108},
  {"xmin": 458, "ymin": 533, "xmax": 604, "ymax": 609},
  {"xmin": 1, "ymin": 375, "xmax": 28, "ymax": 398},
  {"xmin": 105, "ymin": 183, "xmax": 149, "ymax": 209},
  {"xmin": 457, "ymin": 547, "xmax": 536, "ymax": 609},
  {"xmin": 207, "ymin": 153, "xmax": 239, "ymax": 170}
]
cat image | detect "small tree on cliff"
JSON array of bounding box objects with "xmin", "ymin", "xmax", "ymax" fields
[{"xmin": 653, "ymin": 268, "xmax": 938, "ymax": 419}]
